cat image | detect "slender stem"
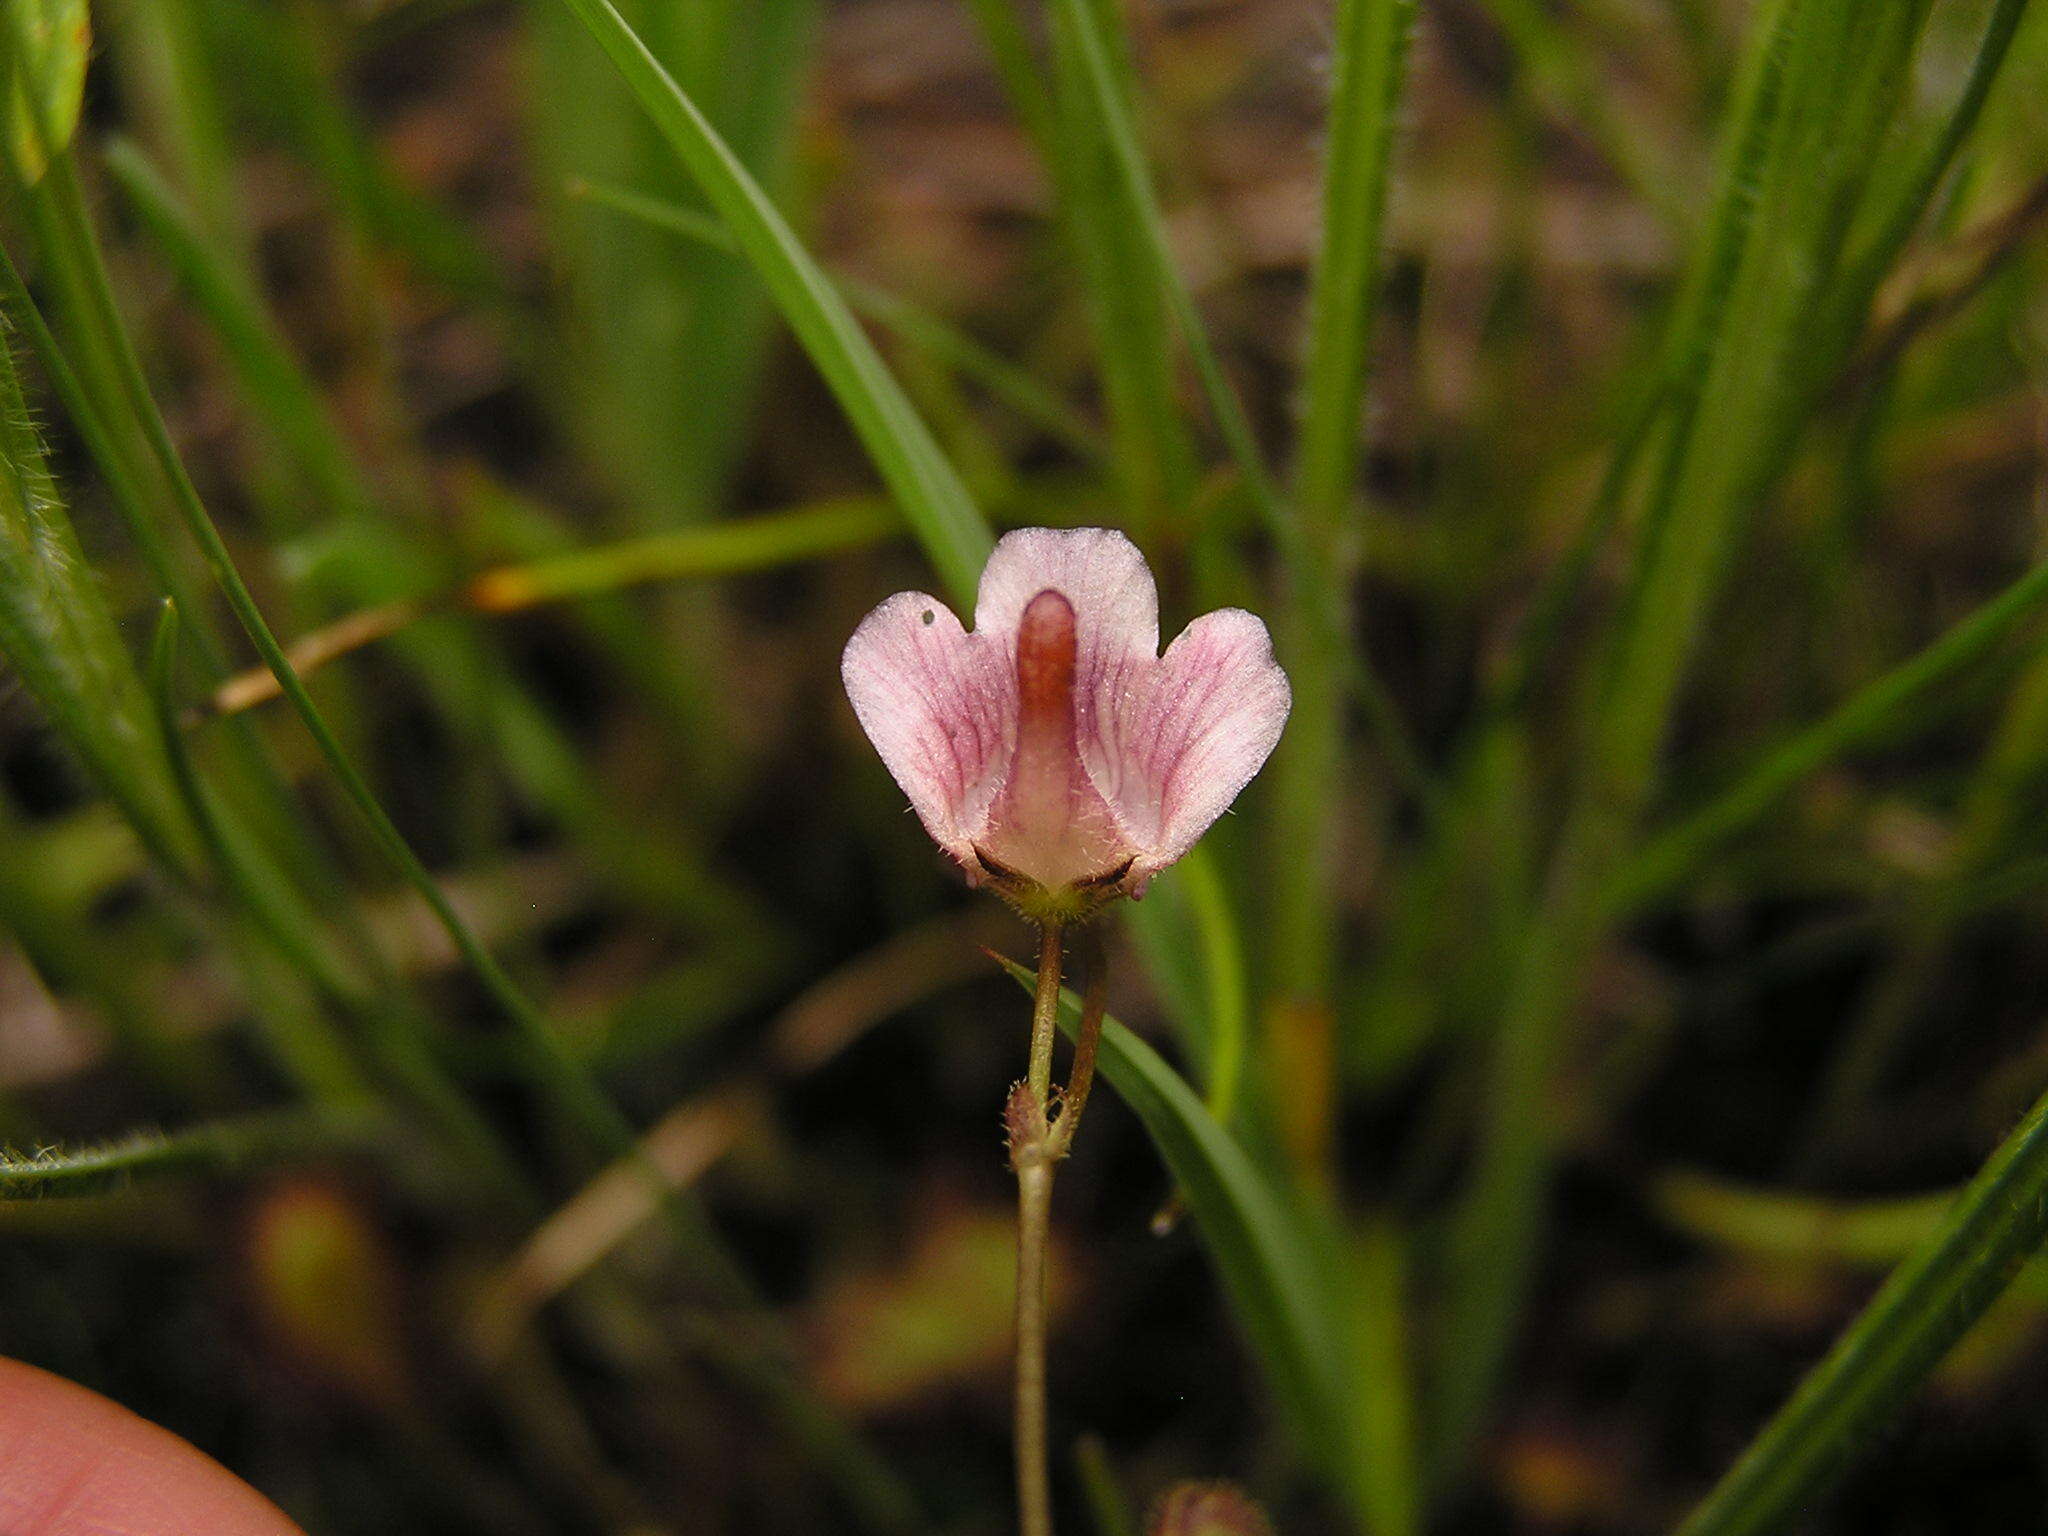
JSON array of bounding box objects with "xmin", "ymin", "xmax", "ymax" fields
[
  {"xmin": 1014, "ymin": 1156, "xmax": 1056, "ymax": 1536},
  {"xmin": 1048, "ymin": 940, "xmax": 1107, "ymax": 1160},
  {"xmin": 1027, "ymin": 919, "xmax": 1066, "ymax": 1104},
  {"xmin": 1013, "ymin": 918, "xmax": 1066, "ymax": 1536}
]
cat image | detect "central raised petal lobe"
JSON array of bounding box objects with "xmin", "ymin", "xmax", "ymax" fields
[
  {"xmin": 976, "ymin": 590, "xmax": 1130, "ymax": 890},
  {"xmin": 843, "ymin": 527, "xmax": 1290, "ymax": 902}
]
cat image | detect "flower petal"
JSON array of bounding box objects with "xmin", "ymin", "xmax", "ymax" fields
[
  {"xmin": 841, "ymin": 591, "xmax": 1013, "ymax": 871},
  {"xmin": 1096, "ymin": 608, "xmax": 1291, "ymax": 884},
  {"xmin": 974, "ymin": 530, "xmax": 1161, "ymax": 814},
  {"xmin": 972, "ymin": 527, "xmax": 1159, "ymax": 652}
]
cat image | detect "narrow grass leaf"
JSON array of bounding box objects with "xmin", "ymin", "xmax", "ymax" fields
[
  {"xmin": 1295, "ymin": 0, "xmax": 1414, "ymax": 535},
  {"xmin": 540, "ymin": 0, "xmax": 992, "ymax": 605},
  {"xmin": 0, "ymin": 300, "xmax": 194, "ymax": 875},
  {"xmin": 1039, "ymin": 0, "xmax": 1198, "ymax": 539},
  {"xmin": 105, "ymin": 137, "xmax": 371, "ymax": 527},
  {"xmin": 570, "ymin": 178, "xmax": 1104, "ymax": 462},
  {"xmin": 1270, "ymin": 0, "xmax": 1415, "ymax": 1018},
  {"xmin": 1610, "ymin": 550, "xmax": 2048, "ymax": 912},
  {"xmin": 1346, "ymin": 1220, "xmax": 1421, "ymax": 1536},
  {"xmin": 1674, "ymin": 1078, "xmax": 2048, "ymax": 1535}
]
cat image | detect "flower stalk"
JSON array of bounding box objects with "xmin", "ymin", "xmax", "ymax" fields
[{"xmin": 1007, "ymin": 920, "xmax": 1109, "ymax": 1536}]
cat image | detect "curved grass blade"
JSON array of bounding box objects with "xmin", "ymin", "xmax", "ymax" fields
[
  {"xmin": 201, "ymin": 497, "xmax": 898, "ymax": 715},
  {"xmin": 1268, "ymin": 0, "xmax": 1416, "ymax": 1158},
  {"xmin": 1608, "ymin": 549, "xmax": 2048, "ymax": 912},
  {"xmin": 1674, "ymin": 1077, "xmax": 2048, "ymax": 1536},
  {"xmin": 539, "ymin": 0, "xmax": 991, "ymax": 606},
  {"xmin": 151, "ymin": 601, "xmax": 550, "ymax": 1184},
  {"xmin": 110, "ymin": 134, "xmax": 779, "ymax": 941},
  {"xmin": 1654, "ymin": 1172, "xmax": 1957, "ymax": 1269},
  {"xmin": 568, "ymin": 178, "xmax": 1104, "ymax": 463},
  {"xmin": 1826, "ymin": 0, "xmax": 2030, "ymax": 362}
]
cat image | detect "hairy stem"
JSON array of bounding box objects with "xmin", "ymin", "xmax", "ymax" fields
[
  {"xmin": 1027, "ymin": 919, "xmax": 1066, "ymax": 1104},
  {"xmin": 1013, "ymin": 918, "xmax": 1066, "ymax": 1536}
]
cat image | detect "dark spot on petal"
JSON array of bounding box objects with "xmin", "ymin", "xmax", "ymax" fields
[{"xmin": 922, "ymin": 609, "xmax": 935, "ymax": 626}]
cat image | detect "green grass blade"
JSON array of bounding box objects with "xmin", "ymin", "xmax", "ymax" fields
[
  {"xmin": 1436, "ymin": 0, "xmax": 1942, "ymax": 1475},
  {"xmin": 539, "ymin": 0, "xmax": 991, "ymax": 605},
  {"xmin": 1039, "ymin": 0, "xmax": 1198, "ymax": 540},
  {"xmin": 100, "ymin": 0, "xmax": 246, "ymax": 259},
  {"xmin": 51, "ymin": 95, "xmax": 688, "ymax": 1193},
  {"xmin": 569, "ymin": 177, "xmax": 1104, "ymax": 462},
  {"xmin": 0, "ymin": 172, "xmax": 209, "ymax": 657},
  {"xmin": 1674, "ymin": 1078, "xmax": 2048, "ymax": 1535},
  {"xmin": 198, "ymin": 0, "xmax": 506, "ymax": 307},
  {"xmin": 1074, "ymin": 1437, "xmax": 1136, "ymax": 1536},
  {"xmin": 59, "ymin": 120, "xmax": 919, "ymax": 1527},
  {"xmin": 0, "ymin": 212, "xmax": 424, "ymax": 1010},
  {"xmin": 1473, "ymin": 0, "xmax": 1682, "ymax": 223},
  {"xmin": 1654, "ymin": 1173, "xmax": 1958, "ymax": 1269},
  {"xmin": 105, "ymin": 138, "xmax": 772, "ymax": 942},
  {"xmin": 533, "ymin": 0, "xmax": 816, "ymax": 527},
  {"xmin": 1295, "ymin": 0, "xmax": 1415, "ymax": 534},
  {"xmin": 467, "ymin": 495, "xmax": 897, "ymax": 610},
  {"xmin": 961, "ymin": 0, "xmax": 1059, "ymax": 159},
  {"xmin": 1830, "ymin": 0, "xmax": 2030, "ymax": 349},
  {"xmin": 151, "ymin": 603, "xmax": 556, "ymax": 1168},
  {"xmin": 1346, "ymin": 1220, "xmax": 1421, "ymax": 1536},
  {"xmin": 1610, "ymin": 550, "xmax": 2048, "ymax": 912},
  {"xmin": 148, "ymin": 606, "xmax": 380, "ymax": 1108},
  {"xmin": 0, "ymin": 288, "xmax": 195, "ymax": 877},
  {"xmin": 1178, "ymin": 850, "xmax": 1250, "ymax": 1125},
  {"xmin": 1269, "ymin": 0, "xmax": 1415, "ymax": 1055},
  {"xmin": 1041, "ymin": 0, "xmax": 1280, "ymax": 530}
]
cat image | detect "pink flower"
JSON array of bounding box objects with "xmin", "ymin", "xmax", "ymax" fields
[{"xmin": 843, "ymin": 528, "xmax": 1290, "ymax": 914}]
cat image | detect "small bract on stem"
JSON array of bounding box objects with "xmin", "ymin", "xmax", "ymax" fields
[{"xmin": 843, "ymin": 528, "xmax": 1288, "ymax": 1535}]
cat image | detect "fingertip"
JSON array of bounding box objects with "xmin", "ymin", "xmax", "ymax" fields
[{"xmin": 0, "ymin": 1357, "xmax": 306, "ymax": 1536}]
